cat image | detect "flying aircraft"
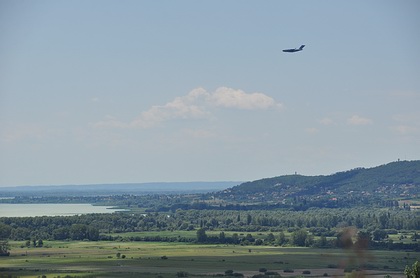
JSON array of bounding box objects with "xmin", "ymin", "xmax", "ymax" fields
[{"xmin": 282, "ymin": 45, "xmax": 305, "ymax": 53}]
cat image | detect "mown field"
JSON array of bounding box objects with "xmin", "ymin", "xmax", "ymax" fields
[{"xmin": 1, "ymin": 240, "xmax": 418, "ymax": 278}]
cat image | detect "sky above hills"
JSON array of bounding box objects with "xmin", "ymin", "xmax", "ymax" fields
[{"xmin": 1, "ymin": 1, "xmax": 419, "ymax": 187}]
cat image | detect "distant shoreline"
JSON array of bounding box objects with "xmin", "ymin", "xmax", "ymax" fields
[{"xmin": 0, "ymin": 181, "xmax": 241, "ymax": 197}]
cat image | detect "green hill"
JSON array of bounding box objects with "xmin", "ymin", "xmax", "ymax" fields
[{"xmin": 215, "ymin": 160, "xmax": 420, "ymax": 206}]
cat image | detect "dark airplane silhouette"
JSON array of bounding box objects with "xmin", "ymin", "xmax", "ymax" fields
[{"xmin": 282, "ymin": 45, "xmax": 305, "ymax": 53}]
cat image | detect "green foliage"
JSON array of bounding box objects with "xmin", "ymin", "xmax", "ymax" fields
[
  {"xmin": 404, "ymin": 261, "xmax": 420, "ymax": 278},
  {"xmin": 292, "ymin": 229, "xmax": 309, "ymax": 247},
  {"xmin": 373, "ymin": 229, "xmax": 388, "ymax": 241},
  {"xmin": 278, "ymin": 231, "xmax": 287, "ymax": 245},
  {"xmin": 196, "ymin": 228, "xmax": 207, "ymax": 243},
  {"xmin": 0, "ymin": 239, "xmax": 10, "ymax": 256},
  {"xmin": 221, "ymin": 160, "xmax": 420, "ymax": 209},
  {"xmin": 0, "ymin": 223, "xmax": 12, "ymax": 238}
]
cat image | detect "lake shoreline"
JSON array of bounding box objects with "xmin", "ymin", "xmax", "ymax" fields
[{"xmin": 0, "ymin": 203, "xmax": 127, "ymax": 217}]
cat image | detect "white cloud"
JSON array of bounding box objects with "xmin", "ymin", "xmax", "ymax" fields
[
  {"xmin": 319, "ymin": 117, "xmax": 334, "ymax": 126},
  {"xmin": 305, "ymin": 127, "xmax": 319, "ymax": 134},
  {"xmin": 390, "ymin": 112, "xmax": 420, "ymax": 135},
  {"xmin": 208, "ymin": 87, "xmax": 281, "ymax": 110},
  {"xmin": 183, "ymin": 128, "xmax": 217, "ymax": 139},
  {"xmin": 130, "ymin": 95, "xmax": 211, "ymax": 128},
  {"xmin": 347, "ymin": 115, "xmax": 373, "ymax": 126},
  {"xmin": 0, "ymin": 123, "xmax": 46, "ymax": 143},
  {"xmin": 391, "ymin": 125, "xmax": 419, "ymax": 135},
  {"xmin": 94, "ymin": 87, "xmax": 282, "ymax": 129},
  {"xmin": 93, "ymin": 116, "xmax": 126, "ymax": 129}
]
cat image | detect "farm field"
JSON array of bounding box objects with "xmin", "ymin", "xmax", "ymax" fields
[{"xmin": 1, "ymin": 240, "xmax": 417, "ymax": 278}]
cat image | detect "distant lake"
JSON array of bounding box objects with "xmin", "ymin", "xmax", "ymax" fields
[{"xmin": 0, "ymin": 204, "xmax": 127, "ymax": 217}]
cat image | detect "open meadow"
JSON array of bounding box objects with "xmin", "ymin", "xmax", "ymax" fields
[{"xmin": 1, "ymin": 240, "xmax": 417, "ymax": 278}]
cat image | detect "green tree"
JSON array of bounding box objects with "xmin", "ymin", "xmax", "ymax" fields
[
  {"xmin": 53, "ymin": 227, "xmax": 70, "ymax": 240},
  {"xmin": 292, "ymin": 229, "xmax": 308, "ymax": 247},
  {"xmin": 0, "ymin": 223, "xmax": 12, "ymax": 238},
  {"xmin": 265, "ymin": 233, "xmax": 275, "ymax": 243},
  {"xmin": 247, "ymin": 214, "xmax": 252, "ymax": 225},
  {"xmin": 373, "ymin": 229, "xmax": 387, "ymax": 241},
  {"xmin": 70, "ymin": 224, "xmax": 88, "ymax": 240},
  {"xmin": 356, "ymin": 230, "xmax": 371, "ymax": 250},
  {"xmin": 305, "ymin": 234, "xmax": 314, "ymax": 247},
  {"xmin": 232, "ymin": 233, "xmax": 239, "ymax": 244},
  {"xmin": 219, "ymin": 231, "xmax": 226, "ymax": 243},
  {"xmin": 379, "ymin": 213, "xmax": 389, "ymax": 229},
  {"xmin": 87, "ymin": 226, "xmax": 99, "ymax": 241},
  {"xmin": 196, "ymin": 228, "xmax": 207, "ymax": 243},
  {"xmin": 317, "ymin": 235, "xmax": 328, "ymax": 247},
  {"xmin": 0, "ymin": 240, "xmax": 10, "ymax": 256},
  {"xmin": 278, "ymin": 231, "xmax": 286, "ymax": 245},
  {"xmin": 404, "ymin": 261, "xmax": 420, "ymax": 278},
  {"xmin": 244, "ymin": 234, "xmax": 255, "ymax": 243}
]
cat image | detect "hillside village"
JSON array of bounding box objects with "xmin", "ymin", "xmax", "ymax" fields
[{"xmin": 209, "ymin": 161, "xmax": 420, "ymax": 209}]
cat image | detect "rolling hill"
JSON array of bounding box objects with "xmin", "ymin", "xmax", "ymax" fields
[{"xmin": 214, "ymin": 160, "xmax": 420, "ymax": 206}]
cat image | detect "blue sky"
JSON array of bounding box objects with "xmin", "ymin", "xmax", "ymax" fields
[{"xmin": 1, "ymin": 1, "xmax": 419, "ymax": 186}]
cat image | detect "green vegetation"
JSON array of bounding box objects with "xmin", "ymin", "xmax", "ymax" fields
[
  {"xmin": 1, "ymin": 241, "xmax": 418, "ymax": 277},
  {"xmin": 211, "ymin": 160, "xmax": 420, "ymax": 209},
  {"xmin": 0, "ymin": 160, "xmax": 419, "ymax": 277},
  {"xmin": 405, "ymin": 261, "xmax": 420, "ymax": 278}
]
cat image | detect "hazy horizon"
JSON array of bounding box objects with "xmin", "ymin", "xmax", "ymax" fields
[
  {"xmin": 1, "ymin": 1, "xmax": 419, "ymax": 187},
  {"xmin": 0, "ymin": 180, "xmax": 241, "ymax": 188}
]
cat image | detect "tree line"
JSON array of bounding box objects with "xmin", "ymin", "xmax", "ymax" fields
[{"xmin": 0, "ymin": 207, "xmax": 418, "ymax": 242}]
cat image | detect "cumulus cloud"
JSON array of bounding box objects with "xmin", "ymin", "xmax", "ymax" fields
[
  {"xmin": 347, "ymin": 115, "xmax": 373, "ymax": 126},
  {"xmin": 208, "ymin": 87, "xmax": 281, "ymax": 110},
  {"xmin": 94, "ymin": 87, "xmax": 282, "ymax": 129}
]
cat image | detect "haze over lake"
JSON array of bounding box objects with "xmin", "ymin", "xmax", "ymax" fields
[{"xmin": 0, "ymin": 204, "xmax": 126, "ymax": 217}]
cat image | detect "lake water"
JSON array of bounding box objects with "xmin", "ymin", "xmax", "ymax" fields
[{"xmin": 0, "ymin": 203, "xmax": 127, "ymax": 217}]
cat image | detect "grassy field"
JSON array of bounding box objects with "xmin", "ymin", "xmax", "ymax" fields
[{"xmin": 1, "ymin": 241, "xmax": 418, "ymax": 278}]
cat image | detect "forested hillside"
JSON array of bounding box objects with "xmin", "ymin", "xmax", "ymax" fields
[{"xmin": 211, "ymin": 160, "xmax": 420, "ymax": 208}]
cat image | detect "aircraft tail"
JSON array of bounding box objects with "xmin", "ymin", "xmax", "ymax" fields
[{"xmin": 299, "ymin": 45, "xmax": 305, "ymax": 50}]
